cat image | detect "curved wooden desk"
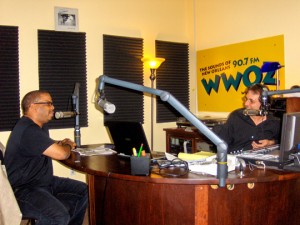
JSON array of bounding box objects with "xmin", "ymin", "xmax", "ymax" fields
[{"xmin": 62, "ymin": 152, "xmax": 300, "ymax": 225}]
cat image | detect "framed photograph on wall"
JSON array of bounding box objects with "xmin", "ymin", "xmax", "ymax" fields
[{"xmin": 55, "ymin": 7, "xmax": 78, "ymax": 32}]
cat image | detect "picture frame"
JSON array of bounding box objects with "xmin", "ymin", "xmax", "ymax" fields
[{"xmin": 54, "ymin": 7, "xmax": 78, "ymax": 32}]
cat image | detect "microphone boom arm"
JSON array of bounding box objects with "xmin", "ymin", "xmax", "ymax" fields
[
  {"xmin": 261, "ymin": 88, "xmax": 300, "ymax": 115},
  {"xmin": 98, "ymin": 75, "xmax": 228, "ymax": 187},
  {"xmin": 264, "ymin": 88, "xmax": 300, "ymax": 96}
]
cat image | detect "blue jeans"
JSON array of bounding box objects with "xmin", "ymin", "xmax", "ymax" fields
[{"xmin": 14, "ymin": 176, "xmax": 88, "ymax": 225}]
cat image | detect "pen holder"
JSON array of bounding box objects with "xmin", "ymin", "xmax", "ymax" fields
[{"xmin": 130, "ymin": 156, "xmax": 150, "ymax": 176}]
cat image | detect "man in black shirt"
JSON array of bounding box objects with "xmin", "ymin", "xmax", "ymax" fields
[
  {"xmin": 4, "ymin": 90, "xmax": 88, "ymax": 225},
  {"xmin": 214, "ymin": 84, "xmax": 281, "ymax": 153}
]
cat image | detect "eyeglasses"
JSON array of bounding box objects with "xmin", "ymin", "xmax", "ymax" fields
[{"xmin": 33, "ymin": 101, "xmax": 53, "ymax": 106}]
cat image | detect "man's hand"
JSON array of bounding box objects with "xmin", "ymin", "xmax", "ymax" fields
[
  {"xmin": 44, "ymin": 138, "xmax": 76, "ymax": 160},
  {"xmin": 251, "ymin": 139, "xmax": 275, "ymax": 149},
  {"xmin": 59, "ymin": 138, "xmax": 76, "ymax": 150}
]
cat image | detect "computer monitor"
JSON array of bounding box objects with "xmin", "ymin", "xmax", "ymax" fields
[
  {"xmin": 280, "ymin": 112, "xmax": 300, "ymax": 161},
  {"xmin": 104, "ymin": 121, "xmax": 151, "ymax": 156}
]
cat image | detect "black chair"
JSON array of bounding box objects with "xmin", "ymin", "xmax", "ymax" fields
[{"xmin": 0, "ymin": 142, "xmax": 36, "ymax": 225}]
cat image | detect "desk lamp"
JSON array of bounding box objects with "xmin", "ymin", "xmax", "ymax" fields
[
  {"xmin": 141, "ymin": 57, "xmax": 165, "ymax": 152},
  {"xmin": 97, "ymin": 75, "xmax": 228, "ymax": 187}
]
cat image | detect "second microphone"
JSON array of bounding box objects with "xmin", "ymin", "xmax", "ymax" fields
[{"xmin": 55, "ymin": 111, "xmax": 78, "ymax": 119}]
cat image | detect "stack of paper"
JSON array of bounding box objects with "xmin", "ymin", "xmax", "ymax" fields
[
  {"xmin": 188, "ymin": 154, "xmax": 237, "ymax": 176},
  {"xmin": 73, "ymin": 145, "xmax": 117, "ymax": 156}
]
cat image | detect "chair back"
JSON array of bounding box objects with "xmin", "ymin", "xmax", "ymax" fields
[
  {"xmin": 0, "ymin": 142, "xmax": 5, "ymax": 163},
  {"xmin": 0, "ymin": 141, "xmax": 22, "ymax": 225}
]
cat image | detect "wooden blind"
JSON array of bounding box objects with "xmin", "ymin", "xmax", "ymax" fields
[
  {"xmin": 103, "ymin": 34, "xmax": 144, "ymax": 123},
  {"xmin": 155, "ymin": 40, "xmax": 190, "ymax": 122},
  {"xmin": 38, "ymin": 30, "xmax": 88, "ymax": 129},
  {"xmin": 0, "ymin": 26, "xmax": 20, "ymax": 131}
]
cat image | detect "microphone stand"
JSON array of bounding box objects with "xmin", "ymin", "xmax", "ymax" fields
[
  {"xmin": 72, "ymin": 83, "xmax": 81, "ymax": 147},
  {"xmin": 98, "ymin": 75, "xmax": 228, "ymax": 187}
]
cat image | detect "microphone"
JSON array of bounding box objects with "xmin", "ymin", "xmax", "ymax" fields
[
  {"xmin": 243, "ymin": 109, "xmax": 265, "ymax": 116},
  {"xmin": 97, "ymin": 98, "xmax": 116, "ymax": 114},
  {"xmin": 55, "ymin": 111, "xmax": 77, "ymax": 119}
]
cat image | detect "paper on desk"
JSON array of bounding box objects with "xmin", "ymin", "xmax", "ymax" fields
[
  {"xmin": 188, "ymin": 155, "xmax": 237, "ymax": 176},
  {"xmin": 178, "ymin": 152, "xmax": 215, "ymax": 162},
  {"xmin": 73, "ymin": 145, "xmax": 117, "ymax": 156},
  {"xmin": 165, "ymin": 152, "xmax": 177, "ymax": 161}
]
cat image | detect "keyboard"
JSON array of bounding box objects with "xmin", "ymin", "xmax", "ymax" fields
[
  {"xmin": 233, "ymin": 144, "xmax": 279, "ymax": 160},
  {"xmin": 283, "ymin": 164, "xmax": 300, "ymax": 172}
]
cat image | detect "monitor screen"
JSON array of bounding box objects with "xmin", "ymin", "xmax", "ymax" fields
[
  {"xmin": 104, "ymin": 121, "xmax": 151, "ymax": 156},
  {"xmin": 280, "ymin": 112, "xmax": 300, "ymax": 161}
]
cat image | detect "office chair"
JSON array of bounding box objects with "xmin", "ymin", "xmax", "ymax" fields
[{"xmin": 0, "ymin": 141, "xmax": 36, "ymax": 225}]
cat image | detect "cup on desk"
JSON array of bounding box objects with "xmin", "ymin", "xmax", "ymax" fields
[{"xmin": 130, "ymin": 156, "xmax": 150, "ymax": 176}]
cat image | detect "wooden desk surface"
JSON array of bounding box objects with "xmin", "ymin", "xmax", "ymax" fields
[
  {"xmin": 61, "ymin": 152, "xmax": 300, "ymax": 225},
  {"xmin": 63, "ymin": 151, "xmax": 300, "ymax": 185}
]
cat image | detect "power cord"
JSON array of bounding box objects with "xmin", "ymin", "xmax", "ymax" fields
[
  {"xmin": 248, "ymin": 161, "xmax": 266, "ymax": 171},
  {"xmin": 289, "ymin": 153, "xmax": 300, "ymax": 166}
]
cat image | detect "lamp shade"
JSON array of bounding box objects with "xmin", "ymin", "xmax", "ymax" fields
[{"xmin": 141, "ymin": 57, "xmax": 165, "ymax": 69}]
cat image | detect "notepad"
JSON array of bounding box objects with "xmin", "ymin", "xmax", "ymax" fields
[{"xmin": 178, "ymin": 151, "xmax": 215, "ymax": 162}]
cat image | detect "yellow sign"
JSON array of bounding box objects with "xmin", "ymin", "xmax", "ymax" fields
[{"xmin": 197, "ymin": 35, "xmax": 285, "ymax": 112}]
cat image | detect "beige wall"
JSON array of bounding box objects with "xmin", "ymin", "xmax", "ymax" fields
[
  {"xmin": 195, "ymin": 0, "xmax": 300, "ymax": 89},
  {"xmin": 0, "ymin": 0, "xmax": 196, "ymax": 181},
  {"xmin": 3, "ymin": 0, "xmax": 298, "ymax": 181}
]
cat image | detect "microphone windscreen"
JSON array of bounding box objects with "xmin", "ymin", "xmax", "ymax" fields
[
  {"xmin": 243, "ymin": 109, "xmax": 262, "ymax": 116},
  {"xmin": 55, "ymin": 111, "xmax": 63, "ymax": 119},
  {"xmin": 104, "ymin": 103, "xmax": 116, "ymax": 114},
  {"xmin": 54, "ymin": 111, "xmax": 76, "ymax": 119},
  {"xmin": 97, "ymin": 99, "xmax": 116, "ymax": 114}
]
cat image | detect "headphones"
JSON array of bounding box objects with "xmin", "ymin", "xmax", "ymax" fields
[{"xmin": 247, "ymin": 83, "xmax": 270, "ymax": 109}]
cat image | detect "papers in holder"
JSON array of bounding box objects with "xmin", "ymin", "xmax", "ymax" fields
[
  {"xmin": 188, "ymin": 154, "xmax": 237, "ymax": 176},
  {"xmin": 73, "ymin": 145, "xmax": 117, "ymax": 156}
]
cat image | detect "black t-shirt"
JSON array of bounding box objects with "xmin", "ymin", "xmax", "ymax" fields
[
  {"xmin": 4, "ymin": 116, "xmax": 55, "ymax": 189},
  {"xmin": 213, "ymin": 108, "xmax": 281, "ymax": 153}
]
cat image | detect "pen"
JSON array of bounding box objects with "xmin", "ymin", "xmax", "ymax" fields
[
  {"xmin": 137, "ymin": 143, "xmax": 143, "ymax": 157},
  {"xmin": 132, "ymin": 147, "xmax": 137, "ymax": 156}
]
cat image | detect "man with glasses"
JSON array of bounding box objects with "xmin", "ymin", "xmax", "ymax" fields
[
  {"xmin": 213, "ymin": 84, "xmax": 281, "ymax": 153},
  {"xmin": 4, "ymin": 90, "xmax": 88, "ymax": 225}
]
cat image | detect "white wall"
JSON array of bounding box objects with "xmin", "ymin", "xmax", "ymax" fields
[{"xmin": 0, "ymin": 0, "xmax": 196, "ymax": 181}]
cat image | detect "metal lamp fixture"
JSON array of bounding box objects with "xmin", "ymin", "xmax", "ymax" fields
[
  {"xmin": 141, "ymin": 57, "xmax": 165, "ymax": 83},
  {"xmin": 141, "ymin": 57, "xmax": 165, "ymax": 151}
]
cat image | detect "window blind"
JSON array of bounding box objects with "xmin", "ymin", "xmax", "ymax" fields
[
  {"xmin": 155, "ymin": 40, "xmax": 189, "ymax": 123},
  {"xmin": 103, "ymin": 34, "xmax": 144, "ymax": 123},
  {"xmin": 38, "ymin": 30, "xmax": 88, "ymax": 129},
  {"xmin": 0, "ymin": 26, "xmax": 20, "ymax": 131}
]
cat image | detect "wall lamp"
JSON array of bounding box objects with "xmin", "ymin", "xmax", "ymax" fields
[{"xmin": 141, "ymin": 57, "xmax": 165, "ymax": 152}]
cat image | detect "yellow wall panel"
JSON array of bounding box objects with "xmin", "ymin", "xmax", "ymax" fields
[{"xmin": 197, "ymin": 35, "xmax": 285, "ymax": 112}]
